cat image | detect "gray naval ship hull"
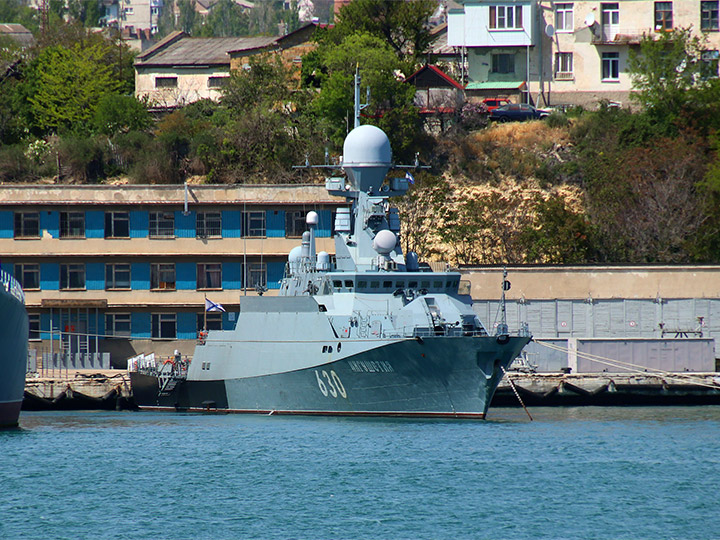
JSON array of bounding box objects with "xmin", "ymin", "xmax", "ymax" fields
[
  {"xmin": 130, "ymin": 335, "xmax": 529, "ymax": 419},
  {"xmin": 0, "ymin": 284, "xmax": 28, "ymax": 428}
]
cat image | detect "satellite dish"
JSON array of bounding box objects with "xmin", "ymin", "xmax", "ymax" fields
[
  {"xmin": 584, "ymin": 13, "xmax": 596, "ymax": 27},
  {"xmin": 545, "ymin": 24, "xmax": 555, "ymax": 37}
]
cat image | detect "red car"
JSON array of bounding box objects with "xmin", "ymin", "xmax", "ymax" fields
[{"xmin": 481, "ymin": 97, "xmax": 511, "ymax": 112}]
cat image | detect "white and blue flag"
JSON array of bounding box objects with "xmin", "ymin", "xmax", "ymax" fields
[
  {"xmin": 405, "ymin": 171, "xmax": 415, "ymax": 185},
  {"xmin": 205, "ymin": 298, "xmax": 226, "ymax": 312}
]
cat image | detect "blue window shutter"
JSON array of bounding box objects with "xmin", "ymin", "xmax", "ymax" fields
[
  {"xmin": 176, "ymin": 262, "xmax": 196, "ymax": 290},
  {"xmin": 41, "ymin": 211, "xmax": 59, "ymax": 238},
  {"xmin": 222, "ymin": 262, "xmax": 242, "ymax": 289},
  {"xmin": 266, "ymin": 210, "xmax": 285, "ymax": 238},
  {"xmin": 267, "ymin": 261, "xmax": 285, "ymax": 289},
  {"xmin": 131, "ymin": 263, "xmax": 150, "ymax": 290},
  {"xmin": 130, "ymin": 211, "xmax": 149, "ymax": 238},
  {"xmin": 86, "ymin": 211, "xmax": 104, "ymax": 238},
  {"xmin": 222, "ymin": 210, "xmax": 241, "ymax": 238},
  {"xmin": 175, "ymin": 210, "xmax": 195, "ymax": 238},
  {"xmin": 41, "ymin": 263, "xmax": 59, "ymax": 290},
  {"xmin": 131, "ymin": 312, "xmax": 151, "ymax": 338},
  {"xmin": 0, "ymin": 211, "xmax": 12, "ymax": 238},
  {"xmin": 86, "ymin": 263, "xmax": 105, "ymax": 290},
  {"xmin": 177, "ymin": 312, "xmax": 196, "ymax": 340},
  {"xmin": 316, "ymin": 210, "xmax": 332, "ymax": 237}
]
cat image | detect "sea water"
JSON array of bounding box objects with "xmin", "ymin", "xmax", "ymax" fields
[{"xmin": 1, "ymin": 407, "xmax": 719, "ymax": 540}]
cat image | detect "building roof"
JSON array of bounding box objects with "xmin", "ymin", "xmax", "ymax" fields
[
  {"xmin": 135, "ymin": 32, "xmax": 277, "ymax": 67},
  {"xmin": 405, "ymin": 64, "xmax": 464, "ymax": 90},
  {"xmin": 0, "ymin": 23, "xmax": 34, "ymax": 47},
  {"xmin": 465, "ymin": 81, "xmax": 526, "ymax": 91}
]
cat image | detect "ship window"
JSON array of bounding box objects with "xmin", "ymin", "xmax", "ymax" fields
[
  {"xmin": 333, "ymin": 280, "xmax": 342, "ymax": 288},
  {"xmin": 446, "ymin": 281, "xmax": 454, "ymax": 288},
  {"xmin": 328, "ymin": 346, "xmax": 333, "ymax": 353},
  {"xmin": 344, "ymin": 280, "xmax": 353, "ymax": 288},
  {"xmin": 395, "ymin": 281, "xmax": 405, "ymax": 288},
  {"xmin": 370, "ymin": 281, "xmax": 379, "ymax": 288},
  {"xmin": 421, "ymin": 281, "xmax": 430, "ymax": 288},
  {"xmin": 337, "ymin": 343, "xmax": 341, "ymax": 352},
  {"xmin": 358, "ymin": 281, "xmax": 367, "ymax": 288},
  {"xmin": 383, "ymin": 281, "xmax": 392, "ymax": 288},
  {"xmin": 322, "ymin": 345, "xmax": 328, "ymax": 353},
  {"xmin": 409, "ymin": 281, "xmax": 418, "ymax": 288},
  {"xmin": 434, "ymin": 281, "xmax": 443, "ymax": 288}
]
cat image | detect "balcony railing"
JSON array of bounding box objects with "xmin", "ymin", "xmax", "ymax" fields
[{"xmin": 591, "ymin": 26, "xmax": 652, "ymax": 45}]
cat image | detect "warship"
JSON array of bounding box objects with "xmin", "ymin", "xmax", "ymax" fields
[
  {"xmin": 131, "ymin": 118, "xmax": 531, "ymax": 418},
  {"xmin": 0, "ymin": 269, "xmax": 28, "ymax": 427}
]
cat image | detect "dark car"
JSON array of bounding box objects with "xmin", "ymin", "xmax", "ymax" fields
[{"xmin": 490, "ymin": 103, "xmax": 550, "ymax": 122}]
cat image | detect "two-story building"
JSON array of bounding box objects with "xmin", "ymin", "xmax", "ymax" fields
[
  {"xmin": 0, "ymin": 184, "xmax": 341, "ymax": 366},
  {"xmin": 448, "ymin": 1, "xmax": 720, "ymax": 107}
]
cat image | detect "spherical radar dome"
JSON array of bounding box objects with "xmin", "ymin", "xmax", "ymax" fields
[
  {"xmin": 343, "ymin": 125, "xmax": 392, "ymax": 166},
  {"xmin": 373, "ymin": 229, "xmax": 397, "ymax": 255}
]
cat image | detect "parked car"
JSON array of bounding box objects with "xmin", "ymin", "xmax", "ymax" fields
[
  {"xmin": 490, "ymin": 103, "xmax": 551, "ymax": 122},
  {"xmin": 481, "ymin": 97, "xmax": 511, "ymax": 112}
]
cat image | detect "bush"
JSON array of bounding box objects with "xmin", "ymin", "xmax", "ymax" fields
[
  {"xmin": 0, "ymin": 144, "xmax": 35, "ymax": 182},
  {"xmin": 57, "ymin": 136, "xmax": 106, "ymax": 182},
  {"xmin": 546, "ymin": 112, "xmax": 569, "ymax": 129}
]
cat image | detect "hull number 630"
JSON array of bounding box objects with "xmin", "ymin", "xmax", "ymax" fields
[{"xmin": 314, "ymin": 370, "xmax": 347, "ymax": 399}]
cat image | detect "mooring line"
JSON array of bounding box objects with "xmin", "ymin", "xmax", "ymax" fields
[{"xmin": 501, "ymin": 366, "xmax": 533, "ymax": 421}]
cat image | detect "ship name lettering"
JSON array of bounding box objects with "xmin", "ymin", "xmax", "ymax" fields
[{"xmin": 348, "ymin": 360, "xmax": 394, "ymax": 373}]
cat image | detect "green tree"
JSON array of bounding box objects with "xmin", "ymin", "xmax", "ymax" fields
[
  {"xmin": 93, "ymin": 94, "xmax": 151, "ymax": 136},
  {"xmin": 310, "ymin": 33, "xmax": 417, "ymax": 150},
  {"xmin": 195, "ymin": 0, "xmax": 250, "ymax": 37},
  {"xmin": 67, "ymin": 0, "xmax": 104, "ymax": 26},
  {"xmin": 328, "ymin": 0, "xmax": 437, "ymax": 64},
  {"xmin": 0, "ymin": 0, "xmax": 39, "ymax": 32},
  {"xmin": 28, "ymin": 42, "xmax": 120, "ymax": 135},
  {"xmin": 628, "ymin": 28, "xmax": 710, "ymax": 117}
]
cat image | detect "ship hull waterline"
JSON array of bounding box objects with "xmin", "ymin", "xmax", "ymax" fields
[
  {"xmin": 130, "ymin": 335, "xmax": 530, "ymax": 419},
  {"xmin": 0, "ymin": 287, "xmax": 28, "ymax": 429}
]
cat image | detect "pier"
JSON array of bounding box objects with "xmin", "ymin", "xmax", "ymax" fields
[{"xmin": 23, "ymin": 370, "xmax": 135, "ymax": 411}]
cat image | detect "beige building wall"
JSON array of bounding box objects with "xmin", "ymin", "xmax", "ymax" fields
[
  {"xmin": 535, "ymin": 0, "xmax": 720, "ymax": 108},
  {"xmin": 135, "ymin": 67, "xmax": 230, "ymax": 109}
]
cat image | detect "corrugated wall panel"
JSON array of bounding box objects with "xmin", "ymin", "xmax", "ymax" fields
[
  {"xmin": 0, "ymin": 211, "xmax": 13, "ymax": 238},
  {"xmin": 593, "ymin": 302, "xmax": 611, "ymax": 336},
  {"xmin": 86, "ymin": 263, "xmax": 105, "ymax": 290},
  {"xmin": 571, "ymin": 302, "xmax": 587, "ymax": 336},
  {"xmin": 176, "ymin": 263, "xmax": 196, "ymax": 290},
  {"xmin": 316, "ymin": 210, "xmax": 332, "ymax": 237},
  {"xmin": 222, "ymin": 262, "xmax": 242, "ymax": 289},
  {"xmin": 41, "ymin": 211, "xmax": 59, "ymax": 238},
  {"xmin": 266, "ymin": 261, "xmax": 284, "ymax": 289},
  {"xmin": 131, "ymin": 263, "xmax": 150, "ymax": 290},
  {"xmin": 177, "ymin": 312, "xmax": 196, "ymax": 340},
  {"xmin": 40, "ymin": 263, "xmax": 59, "ymax": 290},
  {"xmin": 266, "ymin": 210, "xmax": 285, "ymax": 238},
  {"xmin": 222, "ymin": 211, "xmax": 241, "ymax": 238},
  {"xmin": 175, "ymin": 211, "xmax": 195, "ymax": 238},
  {"xmin": 540, "ymin": 301, "xmax": 557, "ymax": 336},
  {"xmin": 556, "ymin": 301, "xmax": 573, "ymax": 334},
  {"xmin": 609, "ymin": 301, "xmax": 625, "ymax": 335},
  {"xmin": 85, "ymin": 211, "xmax": 104, "ymax": 238},
  {"xmin": 130, "ymin": 211, "xmax": 148, "ymax": 238},
  {"xmin": 131, "ymin": 312, "xmax": 151, "ymax": 338}
]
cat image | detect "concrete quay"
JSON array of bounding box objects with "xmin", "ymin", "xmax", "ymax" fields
[
  {"xmin": 23, "ymin": 369, "xmax": 135, "ymax": 411},
  {"xmin": 492, "ymin": 372, "xmax": 720, "ymax": 407}
]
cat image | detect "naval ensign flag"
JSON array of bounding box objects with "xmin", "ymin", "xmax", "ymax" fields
[{"xmin": 205, "ymin": 298, "xmax": 226, "ymax": 312}]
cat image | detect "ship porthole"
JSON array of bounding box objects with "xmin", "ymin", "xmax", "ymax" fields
[{"xmin": 337, "ymin": 343, "xmax": 342, "ymax": 352}]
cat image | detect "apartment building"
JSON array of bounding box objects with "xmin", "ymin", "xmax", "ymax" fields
[
  {"xmin": 448, "ymin": 1, "xmax": 720, "ymax": 107},
  {"xmin": 0, "ymin": 184, "xmax": 341, "ymax": 365}
]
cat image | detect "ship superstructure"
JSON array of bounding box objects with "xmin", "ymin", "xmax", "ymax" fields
[{"xmin": 130, "ymin": 122, "xmax": 531, "ymax": 418}]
